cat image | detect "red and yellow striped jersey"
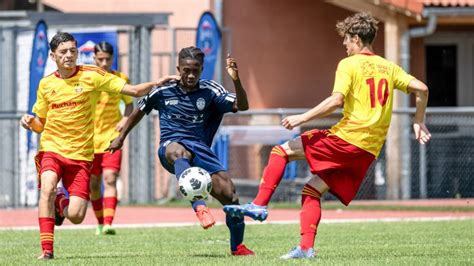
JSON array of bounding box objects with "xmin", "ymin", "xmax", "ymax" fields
[
  {"xmin": 329, "ymin": 53, "xmax": 414, "ymax": 157},
  {"xmin": 32, "ymin": 65, "xmax": 127, "ymax": 161},
  {"xmin": 93, "ymin": 71, "xmax": 133, "ymax": 153}
]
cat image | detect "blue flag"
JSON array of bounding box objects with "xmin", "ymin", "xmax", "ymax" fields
[
  {"xmin": 28, "ymin": 20, "xmax": 48, "ymax": 151},
  {"xmin": 196, "ymin": 12, "xmax": 222, "ymax": 80}
]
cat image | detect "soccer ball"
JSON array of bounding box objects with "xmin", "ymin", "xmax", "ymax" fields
[{"xmin": 178, "ymin": 167, "xmax": 212, "ymax": 201}]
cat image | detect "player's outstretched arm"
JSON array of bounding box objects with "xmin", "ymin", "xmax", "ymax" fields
[
  {"xmin": 120, "ymin": 75, "xmax": 180, "ymax": 97},
  {"xmin": 226, "ymin": 54, "xmax": 249, "ymax": 111},
  {"xmin": 106, "ymin": 108, "xmax": 145, "ymax": 152},
  {"xmin": 282, "ymin": 92, "xmax": 344, "ymax": 130},
  {"xmin": 20, "ymin": 114, "xmax": 45, "ymax": 133},
  {"xmin": 407, "ymin": 79, "xmax": 431, "ymax": 144},
  {"xmin": 116, "ymin": 102, "xmax": 134, "ymax": 132}
]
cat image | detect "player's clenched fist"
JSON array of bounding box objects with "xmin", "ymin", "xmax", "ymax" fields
[
  {"xmin": 20, "ymin": 114, "xmax": 44, "ymax": 133},
  {"xmin": 226, "ymin": 54, "xmax": 239, "ymax": 81},
  {"xmin": 281, "ymin": 114, "xmax": 306, "ymax": 130},
  {"xmin": 20, "ymin": 114, "xmax": 35, "ymax": 130},
  {"xmin": 106, "ymin": 137, "xmax": 124, "ymax": 153}
]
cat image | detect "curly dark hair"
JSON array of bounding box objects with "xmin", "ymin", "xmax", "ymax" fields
[
  {"xmin": 336, "ymin": 13, "xmax": 379, "ymax": 45},
  {"xmin": 178, "ymin": 46, "xmax": 204, "ymax": 65}
]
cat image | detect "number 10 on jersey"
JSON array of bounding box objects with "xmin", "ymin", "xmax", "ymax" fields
[{"xmin": 366, "ymin": 77, "xmax": 389, "ymax": 108}]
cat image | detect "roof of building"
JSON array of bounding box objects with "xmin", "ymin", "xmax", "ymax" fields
[
  {"xmin": 381, "ymin": 0, "xmax": 474, "ymax": 15},
  {"xmin": 422, "ymin": 0, "xmax": 474, "ymax": 6}
]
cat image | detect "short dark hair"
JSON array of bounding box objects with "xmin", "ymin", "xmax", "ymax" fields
[
  {"xmin": 178, "ymin": 46, "xmax": 204, "ymax": 65},
  {"xmin": 49, "ymin": 32, "xmax": 77, "ymax": 52},
  {"xmin": 94, "ymin": 41, "xmax": 114, "ymax": 55},
  {"xmin": 336, "ymin": 13, "xmax": 379, "ymax": 45}
]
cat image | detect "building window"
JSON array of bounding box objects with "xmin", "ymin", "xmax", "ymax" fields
[{"xmin": 425, "ymin": 45, "xmax": 457, "ymax": 106}]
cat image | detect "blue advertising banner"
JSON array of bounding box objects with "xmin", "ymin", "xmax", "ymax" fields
[
  {"xmin": 72, "ymin": 31, "xmax": 118, "ymax": 70},
  {"xmin": 27, "ymin": 20, "xmax": 48, "ymax": 151},
  {"xmin": 196, "ymin": 12, "xmax": 222, "ymax": 80}
]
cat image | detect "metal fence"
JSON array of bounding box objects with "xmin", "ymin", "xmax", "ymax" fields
[
  {"xmin": 213, "ymin": 108, "xmax": 474, "ymax": 202},
  {"xmin": 0, "ymin": 113, "xmax": 21, "ymax": 208},
  {"xmin": 0, "ymin": 108, "xmax": 473, "ymax": 208},
  {"xmin": 1, "ymin": 22, "xmax": 473, "ymax": 206}
]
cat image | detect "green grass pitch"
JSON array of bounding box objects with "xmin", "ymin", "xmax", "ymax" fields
[{"xmin": 0, "ymin": 220, "xmax": 472, "ymax": 265}]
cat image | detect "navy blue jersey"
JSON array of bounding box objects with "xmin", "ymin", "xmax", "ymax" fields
[{"xmin": 138, "ymin": 79, "xmax": 236, "ymax": 146}]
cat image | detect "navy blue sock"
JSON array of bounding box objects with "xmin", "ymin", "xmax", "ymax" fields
[
  {"xmin": 191, "ymin": 200, "xmax": 206, "ymax": 211},
  {"xmin": 174, "ymin": 158, "xmax": 191, "ymax": 179},
  {"xmin": 226, "ymin": 214, "xmax": 245, "ymax": 251}
]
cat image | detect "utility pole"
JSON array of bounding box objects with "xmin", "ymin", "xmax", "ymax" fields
[{"xmin": 28, "ymin": 0, "xmax": 44, "ymax": 12}]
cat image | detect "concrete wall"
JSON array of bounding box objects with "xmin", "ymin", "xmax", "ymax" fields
[
  {"xmin": 42, "ymin": 0, "xmax": 211, "ymax": 27},
  {"xmin": 41, "ymin": 0, "xmax": 393, "ymax": 109},
  {"xmin": 223, "ymin": 0, "xmax": 385, "ymax": 109}
]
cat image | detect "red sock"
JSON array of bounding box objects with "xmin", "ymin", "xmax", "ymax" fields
[
  {"xmin": 39, "ymin": 217, "xmax": 55, "ymax": 253},
  {"xmin": 299, "ymin": 184, "xmax": 322, "ymax": 250},
  {"xmin": 103, "ymin": 197, "xmax": 118, "ymax": 225},
  {"xmin": 253, "ymin": 146, "xmax": 288, "ymax": 206},
  {"xmin": 91, "ymin": 198, "xmax": 104, "ymax": 225}
]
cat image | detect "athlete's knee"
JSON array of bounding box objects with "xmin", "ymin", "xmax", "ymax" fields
[
  {"xmin": 222, "ymin": 184, "xmax": 238, "ymax": 204},
  {"xmin": 39, "ymin": 183, "xmax": 57, "ymax": 201},
  {"xmin": 172, "ymin": 149, "xmax": 190, "ymax": 159},
  {"xmin": 279, "ymin": 142, "xmax": 292, "ymax": 154},
  {"xmin": 39, "ymin": 171, "xmax": 58, "ymax": 199},
  {"xmin": 65, "ymin": 207, "xmax": 85, "ymax": 224},
  {"xmin": 281, "ymin": 137, "xmax": 305, "ymax": 161},
  {"xmin": 165, "ymin": 143, "xmax": 193, "ymax": 166},
  {"xmin": 66, "ymin": 198, "xmax": 87, "ymax": 224},
  {"xmin": 40, "ymin": 182, "xmax": 55, "ymax": 194},
  {"xmin": 103, "ymin": 171, "xmax": 117, "ymax": 187},
  {"xmin": 103, "ymin": 179, "xmax": 116, "ymax": 189},
  {"xmin": 68, "ymin": 213, "xmax": 85, "ymax": 224},
  {"xmin": 212, "ymin": 173, "xmax": 238, "ymax": 204},
  {"xmin": 218, "ymin": 189, "xmax": 238, "ymax": 205},
  {"xmin": 307, "ymin": 175, "xmax": 329, "ymax": 194},
  {"xmin": 39, "ymin": 186, "xmax": 56, "ymax": 201},
  {"xmin": 89, "ymin": 175, "xmax": 101, "ymax": 190},
  {"xmin": 166, "ymin": 144, "xmax": 191, "ymax": 162}
]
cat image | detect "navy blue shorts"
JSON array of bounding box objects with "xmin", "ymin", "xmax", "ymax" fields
[{"xmin": 158, "ymin": 139, "xmax": 225, "ymax": 175}]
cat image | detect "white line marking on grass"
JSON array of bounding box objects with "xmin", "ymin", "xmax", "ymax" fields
[{"xmin": 1, "ymin": 216, "xmax": 471, "ymax": 231}]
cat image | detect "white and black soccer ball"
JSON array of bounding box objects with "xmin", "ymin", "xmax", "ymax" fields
[{"xmin": 178, "ymin": 167, "xmax": 212, "ymax": 201}]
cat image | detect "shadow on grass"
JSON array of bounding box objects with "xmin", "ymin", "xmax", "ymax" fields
[
  {"xmin": 190, "ymin": 253, "xmax": 228, "ymax": 258},
  {"xmin": 60, "ymin": 253, "xmax": 146, "ymax": 260},
  {"xmin": 59, "ymin": 252, "xmax": 228, "ymax": 260}
]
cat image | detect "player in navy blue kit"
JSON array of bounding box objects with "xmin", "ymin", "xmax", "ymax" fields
[{"xmin": 107, "ymin": 46, "xmax": 254, "ymax": 256}]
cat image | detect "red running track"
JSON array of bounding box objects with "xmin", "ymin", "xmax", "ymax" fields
[{"xmin": 1, "ymin": 199, "xmax": 472, "ymax": 228}]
